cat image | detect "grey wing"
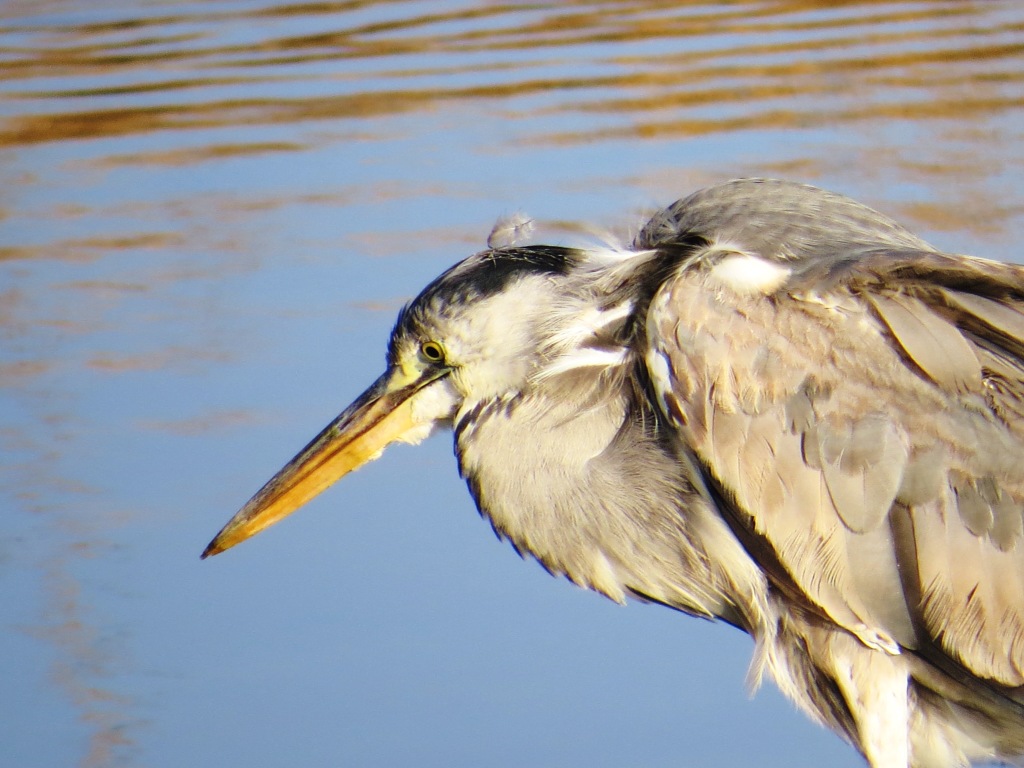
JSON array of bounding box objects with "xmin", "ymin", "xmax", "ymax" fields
[{"xmin": 647, "ymin": 245, "xmax": 1024, "ymax": 691}]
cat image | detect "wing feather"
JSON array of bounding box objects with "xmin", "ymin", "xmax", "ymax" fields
[
  {"xmin": 816, "ymin": 415, "xmax": 908, "ymax": 534},
  {"xmin": 940, "ymin": 288, "xmax": 1024, "ymax": 358},
  {"xmin": 867, "ymin": 292, "xmax": 982, "ymax": 393},
  {"xmin": 648, "ymin": 244, "xmax": 1024, "ymax": 692}
]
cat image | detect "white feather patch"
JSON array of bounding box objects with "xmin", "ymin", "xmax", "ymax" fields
[
  {"xmin": 589, "ymin": 551, "xmax": 627, "ymax": 603},
  {"xmin": 583, "ymin": 245, "xmax": 653, "ymax": 267},
  {"xmin": 535, "ymin": 347, "xmax": 627, "ymax": 380},
  {"xmin": 547, "ymin": 301, "xmax": 633, "ymax": 351},
  {"xmin": 645, "ymin": 348, "xmax": 673, "ymax": 414},
  {"xmin": 487, "ymin": 212, "xmax": 535, "ymax": 248},
  {"xmin": 709, "ymin": 253, "xmax": 791, "ymax": 295}
]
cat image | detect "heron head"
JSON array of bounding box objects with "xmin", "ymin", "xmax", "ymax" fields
[{"xmin": 201, "ymin": 245, "xmax": 590, "ymax": 557}]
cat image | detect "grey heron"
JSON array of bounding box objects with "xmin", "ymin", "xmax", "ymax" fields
[{"xmin": 203, "ymin": 178, "xmax": 1024, "ymax": 768}]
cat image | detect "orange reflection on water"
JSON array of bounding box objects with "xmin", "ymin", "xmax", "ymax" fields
[
  {"xmin": 2, "ymin": 0, "xmax": 1020, "ymax": 153},
  {"xmin": 2, "ymin": 2, "xmax": 1022, "ymax": 766}
]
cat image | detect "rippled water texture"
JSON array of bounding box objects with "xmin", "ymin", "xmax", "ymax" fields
[{"xmin": 2, "ymin": 2, "xmax": 1023, "ymax": 766}]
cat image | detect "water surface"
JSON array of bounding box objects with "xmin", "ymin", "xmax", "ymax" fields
[{"xmin": 2, "ymin": 2, "xmax": 1023, "ymax": 766}]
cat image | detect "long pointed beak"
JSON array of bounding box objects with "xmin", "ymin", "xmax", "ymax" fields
[{"xmin": 202, "ymin": 366, "xmax": 448, "ymax": 558}]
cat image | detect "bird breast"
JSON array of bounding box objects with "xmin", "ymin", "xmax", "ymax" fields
[{"xmin": 453, "ymin": 383, "xmax": 766, "ymax": 625}]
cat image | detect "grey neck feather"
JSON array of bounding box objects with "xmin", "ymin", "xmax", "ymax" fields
[{"xmin": 453, "ymin": 361, "xmax": 764, "ymax": 631}]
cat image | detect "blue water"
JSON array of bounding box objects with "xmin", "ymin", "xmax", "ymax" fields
[{"xmin": 2, "ymin": 1, "xmax": 1022, "ymax": 766}]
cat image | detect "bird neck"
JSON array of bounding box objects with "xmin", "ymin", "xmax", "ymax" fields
[{"xmin": 453, "ymin": 374, "xmax": 763, "ymax": 629}]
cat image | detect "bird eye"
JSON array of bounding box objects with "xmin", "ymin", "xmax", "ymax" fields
[{"xmin": 420, "ymin": 341, "xmax": 446, "ymax": 363}]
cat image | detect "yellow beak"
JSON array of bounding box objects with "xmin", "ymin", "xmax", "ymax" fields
[{"xmin": 201, "ymin": 366, "xmax": 447, "ymax": 558}]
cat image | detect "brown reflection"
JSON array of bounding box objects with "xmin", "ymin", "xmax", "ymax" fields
[
  {"xmin": 900, "ymin": 199, "xmax": 1020, "ymax": 237},
  {"xmin": 2, "ymin": 3, "xmax": 1022, "ymax": 768},
  {"xmin": 0, "ymin": 359, "xmax": 51, "ymax": 387},
  {"xmin": 94, "ymin": 141, "xmax": 304, "ymax": 167},
  {"xmin": 343, "ymin": 224, "xmax": 476, "ymax": 258},
  {"xmin": 349, "ymin": 299, "xmax": 404, "ymax": 313},
  {"xmin": 0, "ymin": 234, "xmax": 181, "ymax": 263},
  {"xmin": 1, "ymin": 0, "xmax": 1021, "ymax": 152},
  {"xmin": 139, "ymin": 409, "xmax": 259, "ymax": 436},
  {"xmin": 1, "ymin": 335, "xmax": 137, "ymax": 768},
  {"xmin": 42, "ymin": 560, "xmax": 142, "ymax": 768},
  {"xmin": 0, "ymin": 239, "xmax": 252, "ymax": 766},
  {"xmin": 86, "ymin": 346, "xmax": 230, "ymax": 373}
]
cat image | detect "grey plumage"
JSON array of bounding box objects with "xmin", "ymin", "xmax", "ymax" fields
[
  {"xmin": 487, "ymin": 211, "xmax": 535, "ymax": 248},
  {"xmin": 204, "ymin": 178, "xmax": 1024, "ymax": 768}
]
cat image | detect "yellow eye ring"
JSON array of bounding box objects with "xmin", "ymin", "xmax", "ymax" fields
[{"xmin": 420, "ymin": 341, "xmax": 446, "ymax": 363}]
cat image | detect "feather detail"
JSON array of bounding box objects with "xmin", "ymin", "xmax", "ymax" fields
[
  {"xmin": 534, "ymin": 346, "xmax": 627, "ymax": 380},
  {"xmin": 487, "ymin": 212, "xmax": 535, "ymax": 248},
  {"xmin": 867, "ymin": 293, "xmax": 982, "ymax": 393}
]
